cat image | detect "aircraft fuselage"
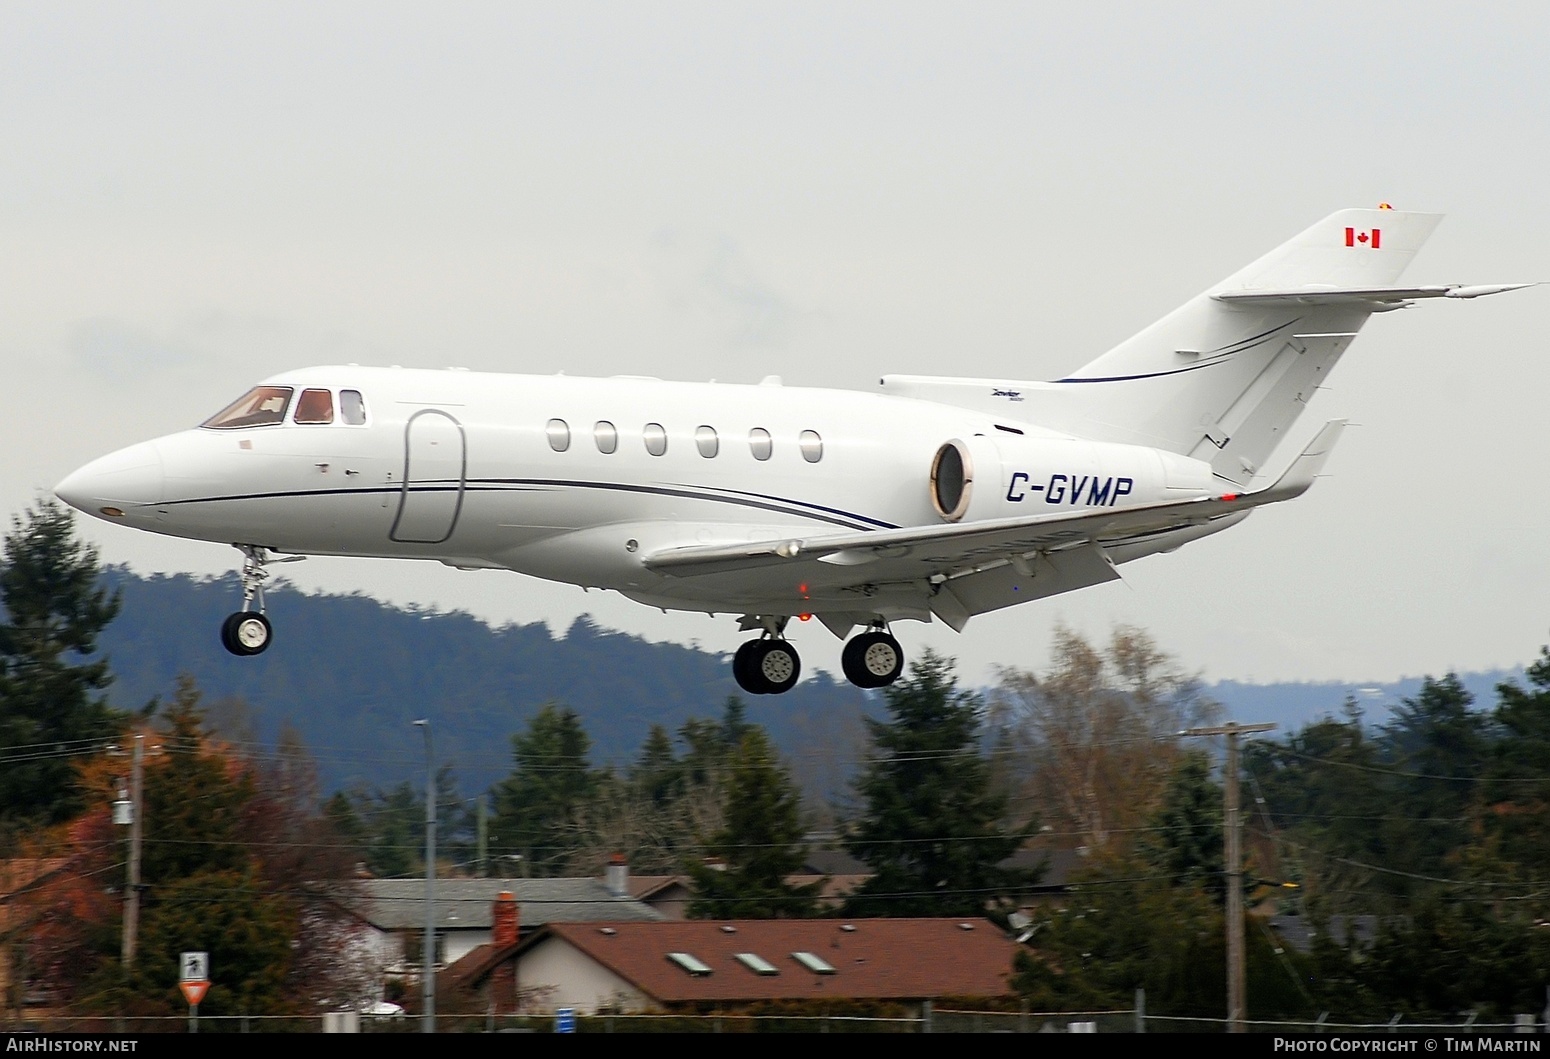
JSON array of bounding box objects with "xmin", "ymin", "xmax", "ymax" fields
[{"xmin": 58, "ymin": 365, "xmax": 1215, "ymax": 620}]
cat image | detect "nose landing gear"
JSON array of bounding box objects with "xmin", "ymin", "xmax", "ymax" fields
[{"xmin": 219, "ymin": 545, "xmax": 303, "ymax": 657}]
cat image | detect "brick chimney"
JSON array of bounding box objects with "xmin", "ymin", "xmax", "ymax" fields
[{"xmin": 491, "ymin": 890, "xmax": 519, "ymax": 1013}]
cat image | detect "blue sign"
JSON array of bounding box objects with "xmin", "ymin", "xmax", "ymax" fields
[{"xmin": 556, "ymin": 1007, "xmax": 576, "ymax": 1034}]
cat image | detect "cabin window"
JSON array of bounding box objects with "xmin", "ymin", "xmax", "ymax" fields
[
  {"xmin": 749, "ymin": 428, "xmax": 772, "ymax": 461},
  {"xmin": 594, "ymin": 421, "xmax": 618, "ymax": 454},
  {"xmin": 799, "ymin": 430, "xmax": 824, "ymax": 463},
  {"xmin": 202, "ymin": 386, "xmax": 294, "ymax": 429},
  {"xmin": 340, "ymin": 390, "xmax": 367, "ymax": 425},
  {"xmin": 695, "ymin": 425, "xmax": 719, "ymax": 458},
  {"xmin": 294, "ymin": 389, "xmax": 334, "ymax": 424},
  {"xmin": 546, "ymin": 419, "xmax": 571, "ymax": 452},
  {"xmin": 643, "ymin": 423, "xmax": 668, "ymax": 456}
]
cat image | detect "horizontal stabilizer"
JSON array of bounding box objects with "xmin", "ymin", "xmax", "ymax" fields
[{"xmin": 1216, "ymin": 283, "xmax": 1535, "ymax": 307}]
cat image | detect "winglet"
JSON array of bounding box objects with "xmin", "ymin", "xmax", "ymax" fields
[{"xmin": 1245, "ymin": 419, "xmax": 1347, "ymax": 505}]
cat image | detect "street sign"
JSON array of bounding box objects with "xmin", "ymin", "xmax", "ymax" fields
[
  {"xmin": 556, "ymin": 1008, "xmax": 576, "ymax": 1033},
  {"xmin": 180, "ymin": 951, "xmax": 209, "ymax": 982},
  {"xmin": 179, "ymin": 951, "xmax": 210, "ymax": 1012}
]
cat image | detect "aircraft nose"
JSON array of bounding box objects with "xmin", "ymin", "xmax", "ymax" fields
[{"xmin": 55, "ymin": 441, "xmax": 166, "ymax": 519}]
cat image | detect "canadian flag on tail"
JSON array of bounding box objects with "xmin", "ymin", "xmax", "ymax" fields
[{"xmin": 1345, "ymin": 227, "xmax": 1381, "ymax": 248}]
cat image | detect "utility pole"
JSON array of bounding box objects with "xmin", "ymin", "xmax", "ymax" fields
[
  {"xmin": 476, "ymin": 795, "xmax": 487, "ymax": 878},
  {"xmin": 1183, "ymin": 721, "xmax": 1275, "ymax": 1034},
  {"xmin": 414, "ymin": 719, "xmax": 436, "ymax": 1033},
  {"xmin": 120, "ymin": 733, "xmax": 145, "ymax": 970}
]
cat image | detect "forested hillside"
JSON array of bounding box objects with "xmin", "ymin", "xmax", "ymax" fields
[
  {"xmin": 96, "ymin": 568, "xmax": 870, "ymax": 797},
  {"xmin": 95, "ymin": 567, "xmax": 1525, "ymax": 800}
]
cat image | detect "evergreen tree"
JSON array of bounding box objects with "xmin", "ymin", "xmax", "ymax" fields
[
  {"xmin": 843, "ymin": 651, "xmax": 1035, "ymax": 917},
  {"xmin": 490, "ymin": 703, "xmax": 603, "ymax": 875},
  {"xmin": 1143, "ymin": 750, "xmax": 1224, "ymax": 901},
  {"xmin": 1484, "ymin": 646, "xmax": 1550, "ymax": 899},
  {"xmin": 560, "ymin": 700, "xmax": 755, "ymax": 878},
  {"xmin": 687, "ymin": 728, "xmax": 820, "ymax": 919},
  {"xmin": 336, "ymin": 781, "xmax": 421, "ymax": 878},
  {"xmin": 139, "ymin": 678, "xmax": 254, "ymax": 885},
  {"xmin": 1381, "ymin": 674, "xmax": 1491, "ymax": 880},
  {"xmin": 631, "ymin": 724, "xmax": 680, "ymax": 807},
  {"xmin": 0, "ymin": 498, "xmax": 122, "ymax": 827},
  {"xmin": 1244, "ymin": 697, "xmax": 1389, "ymax": 911}
]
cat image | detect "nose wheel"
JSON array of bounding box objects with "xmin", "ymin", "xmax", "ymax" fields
[
  {"xmin": 841, "ymin": 629, "xmax": 904, "ymax": 689},
  {"xmin": 221, "ymin": 611, "xmax": 273, "ymax": 656}
]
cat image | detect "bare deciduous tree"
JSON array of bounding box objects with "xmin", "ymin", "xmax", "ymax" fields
[{"xmin": 994, "ymin": 625, "xmax": 1220, "ymax": 851}]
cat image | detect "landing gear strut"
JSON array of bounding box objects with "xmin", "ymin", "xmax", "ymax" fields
[
  {"xmin": 841, "ymin": 625, "xmax": 904, "ymax": 689},
  {"xmin": 732, "ymin": 617, "xmax": 801, "ymax": 696},
  {"xmin": 219, "ymin": 545, "xmax": 302, "ymax": 657}
]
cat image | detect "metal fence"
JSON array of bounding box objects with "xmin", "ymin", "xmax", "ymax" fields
[{"xmin": 2, "ymin": 1008, "xmax": 1544, "ymax": 1033}]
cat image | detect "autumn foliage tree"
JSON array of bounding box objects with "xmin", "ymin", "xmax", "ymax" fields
[
  {"xmin": 994, "ymin": 625, "xmax": 1220, "ymax": 853},
  {"xmin": 22, "ymin": 678, "xmax": 370, "ymax": 1016}
]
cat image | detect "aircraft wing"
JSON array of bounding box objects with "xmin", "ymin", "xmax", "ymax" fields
[{"xmin": 644, "ymin": 421, "xmax": 1347, "ymax": 588}]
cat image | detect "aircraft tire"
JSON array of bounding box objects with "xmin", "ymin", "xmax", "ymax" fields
[
  {"xmin": 754, "ymin": 640, "xmax": 800, "ymax": 695},
  {"xmin": 732, "ymin": 639, "xmax": 769, "ymax": 695},
  {"xmin": 842, "ymin": 632, "xmax": 904, "ymax": 688},
  {"xmin": 221, "ymin": 612, "xmax": 273, "ymax": 657}
]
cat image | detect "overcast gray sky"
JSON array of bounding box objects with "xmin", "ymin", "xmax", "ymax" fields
[{"xmin": 6, "ymin": 2, "xmax": 1548, "ymax": 687}]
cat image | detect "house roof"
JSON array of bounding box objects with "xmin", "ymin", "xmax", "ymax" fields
[
  {"xmin": 444, "ymin": 940, "xmax": 522, "ymax": 991},
  {"xmin": 526, "ymin": 918, "xmax": 1021, "ymax": 1003},
  {"xmin": 354, "ymin": 878, "xmax": 664, "ymax": 931},
  {"xmin": 624, "ymin": 875, "xmax": 686, "ymax": 903}
]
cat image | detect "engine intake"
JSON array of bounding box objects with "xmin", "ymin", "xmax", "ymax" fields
[{"xmin": 930, "ymin": 440, "xmax": 972, "ymax": 522}]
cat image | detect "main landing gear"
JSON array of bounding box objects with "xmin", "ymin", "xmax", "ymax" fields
[
  {"xmin": 840, "ymin": 626, "xmax": 904, "ymax": 689},
  {"xmin": 732, "ymin": 617, "xmax": 802, "ymax": 696},
  {"xmin": 219, "ymin": 545, "xmax": 303, "ymax": 657},
  {"xmin": 731, "ymin": 618, "xmax": 905, "ymax": 695}
]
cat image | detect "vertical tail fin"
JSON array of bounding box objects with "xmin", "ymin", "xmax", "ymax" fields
[{"xmin": 1045, "ymin": 209, "xmax": 1442, "ymax": 482}]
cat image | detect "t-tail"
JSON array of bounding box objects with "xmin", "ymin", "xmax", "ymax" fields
[{"xmin": 883, "ymin": 208, "xmax": 1531, "ymax": 486}]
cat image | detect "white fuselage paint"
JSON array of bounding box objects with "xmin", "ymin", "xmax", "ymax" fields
[{"xmin": 57, "ymin": 364, "xmax": 1220, "ymax": 623}]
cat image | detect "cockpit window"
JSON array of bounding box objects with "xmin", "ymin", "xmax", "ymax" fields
[
  {"xmin": 340, "ymin": 390, "xmax": 367, "ymax": 425},
  {"xmin": 294, "ymin": 389, "xmax": 335, "ymax": 424},
  {"xmin": 203, "ymin": 386, "xmax": 294, "ymax": 429}
]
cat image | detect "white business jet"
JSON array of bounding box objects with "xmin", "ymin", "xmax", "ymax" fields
[{"xmin": 55, "ymin": 208, "xmax": 1529, "ymax": 695}]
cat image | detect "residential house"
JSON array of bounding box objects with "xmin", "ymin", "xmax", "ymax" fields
[{"xmin": 504, "ymin": 917, "xmax": 1023, "ymax": 1014}]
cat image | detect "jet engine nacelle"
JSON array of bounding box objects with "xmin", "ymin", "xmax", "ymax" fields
[{"xmin": 929, "ymin": 433, "xmax": 1215, "ymax": 523}]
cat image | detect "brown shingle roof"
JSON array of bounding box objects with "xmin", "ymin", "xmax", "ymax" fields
[{"xmin": 533, "ymin": 918, "xmax": 1019, "ymax": 1003}]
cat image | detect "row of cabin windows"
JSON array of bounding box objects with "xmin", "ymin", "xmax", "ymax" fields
[{"xmin": 545, "ymin": 420, "xmax": 823, "ymax": 463}]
